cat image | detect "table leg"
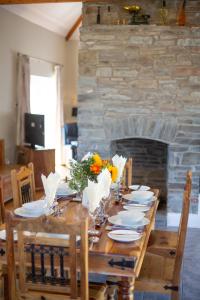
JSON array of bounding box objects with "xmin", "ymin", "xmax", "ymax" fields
[
  {"xmin": 0, "ymin": 179, "xmax": 5, "ymax": 223},
  {"xmin": 118, "ymin": 277, "xmax": 135, "ymax": 300}
]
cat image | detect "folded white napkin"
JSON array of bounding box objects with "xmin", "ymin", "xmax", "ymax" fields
[
  {"xmin": 97, "ymin": 168, "xmax": 112, "ymax": 199},
  {"xmin": 41, "ymin": 172, "xmax": 61, "ymax": 215},
  {"xmin": 112, "ymin": 154, "xmax": 127, "ymax": 183},
  {"xmin": 81, "ymin": 152, "xmax": 93, "ymax": 161},
  {"xmin": 82, "ymin": 180, "xmax": 102, "ymax": 213}
]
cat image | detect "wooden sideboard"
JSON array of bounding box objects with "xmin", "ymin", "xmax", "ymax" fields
[
  {"xmin": 0, "ymin": 140, "xmax": 21, "ymax": 207},
  {"xmin": 0, "ymin": 164, "xmax": 21, "ymax": 214},
  {"xmin": 17, "ymin": 146, "xmax": 55, "ymax": 190}
]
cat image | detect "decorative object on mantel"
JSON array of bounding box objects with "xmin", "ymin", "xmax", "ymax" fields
[
  {"xmin": 159, "ymin": 0, "xmax": 168, "ymax": 25},
  {"xmin": 97, "ymin": 6, "xmax": 101, "ymax": 24},
  {"xmin": 124, "ymin": 5, "xmax": 150, "ymax": 25},
  {"xmin": 177, "ymin": 0, "xmax": 186, "ymax": 26}
]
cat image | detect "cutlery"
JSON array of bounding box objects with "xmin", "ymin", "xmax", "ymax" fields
[
  {"xmin": 110, "ymin": 232, "xmax": 141, "ymax": 236},
  {"xmin": 124, "ymin": 202, "xmax": 149, "ymax": 207},
  {"xmin": 106, "ymin": 225, "xmax": 144, "ymax": 232},
  {"xmin": 136, "ymin": 185, "xmax": 141, "ymax": 191}
]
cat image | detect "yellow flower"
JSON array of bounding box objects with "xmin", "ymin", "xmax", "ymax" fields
[
  {"xmin": 93, "ymin": 153, "xmax": 103, "ymax": 167},
  {"xmin": 108, "ymin": 165, "xmax": 118, "ymax": 182}
]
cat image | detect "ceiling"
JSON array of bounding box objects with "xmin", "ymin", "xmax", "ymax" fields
[{"xmin": 2, "ymin": 2, "xmax": 82, "ymax": 40}]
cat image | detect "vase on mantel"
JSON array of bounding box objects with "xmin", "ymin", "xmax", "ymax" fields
[{"xmin": 177, "ymin": 0, "xmax": 186, "ymax": 26}]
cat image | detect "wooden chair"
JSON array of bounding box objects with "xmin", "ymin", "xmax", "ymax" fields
[
  {"xmin": 5, "ymin": 211, "xmax": 106, "ymax": 300},
  {"xmin": 0, "ymin": 187, "xmax": 4, "ymax": 225},
  {"xmin": 11, "ymin": 162, "xmax": 36, "ymax": 209},
  {"xmin": 0, "ymin": 140, "xmax": 5, "ymax": 165},
  {"xmin": 121, "ymin": 158, "xmax": 133, "ymax": 188},
  {"xmin": 135, "ymin": 171, "xmax": 192, "ymax": 300}
]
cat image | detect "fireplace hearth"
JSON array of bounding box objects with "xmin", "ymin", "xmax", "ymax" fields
[{"xmin": 111, "ymin": 138, "xmax": 168, "ymax": 204}]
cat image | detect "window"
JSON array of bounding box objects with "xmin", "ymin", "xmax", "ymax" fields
[{"xmin": 30, "ymin": 74, "xmax": 56, "ymax": 149}]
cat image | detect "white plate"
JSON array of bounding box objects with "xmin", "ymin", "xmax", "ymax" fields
[
  {"xmin": 56, "ymin": 183, "xmax": 76, "ymax": 196},
  {"xmin": 14, "ymin": 207, "xmax": 44, "ymax": 218},
  {"xmin": 123, "ymin": 205, "xmax": 150, "ymax": 212},
  {"xmin": 117, "ymin": 211, "xmax": 145, "ymax": 223},
  {"xmin": 108, "ymin": 215, "xmax": 150, "ymax": 228},
  {"xmin": 129, "ymin": 185, "xmax": 150, "ymax": 191},
  {"xmin": 108, "ymin": 230, "xmax": 142, "ymax": 242}
]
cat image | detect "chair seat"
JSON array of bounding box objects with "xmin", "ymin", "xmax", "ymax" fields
[
  {"xmin": 135, "ymin": 252, "xmax": 176, "ymax": 294},
  {"xmin": 16, "ymin": 284, "xmax": 106, "ymax": 300},
  {"xmin": 147, "ymin": 229, "xmax": 178, "ymax": 258}
]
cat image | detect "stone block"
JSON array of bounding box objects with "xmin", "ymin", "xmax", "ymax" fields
[
  {"xmin": 113, "ymin": 68, "xmax": 138, "ymax": 78},
  {"xmin": 182, "ymin": 153, "xmax": 200, "ymax": 165},
  {"xmin": 96, "ymin": 67, "xmax": 112, "ymax": 77},
  {"xmin": 177, "ymin": 54, "xmax": 192, "ymax": 65},
  {"xmin": 79, "ymin": 50, "xmax": 98, "ymax": 65},
  {"xmin": 129, "ymin": 36, "xmax": 153, "ymax": 45},
  {"xmin": 177, "ymin": 39, "xmax": 200, "ymax": 47},
  {"xmin": 189, "ymin": 76, "xmax": 200, "ymax": 85},
  {"xmin": 130, "ymin": 80, "xmax": 158, "ymax": 89}
]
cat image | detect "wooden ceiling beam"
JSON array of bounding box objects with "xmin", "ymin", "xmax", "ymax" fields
[
  {"xmin": 0, "ymin": 0, "xmax": 96, "ymax": 4},
  {"xmin": 66, "ymin": 14, "xmax": 82, "ymax": 41}
]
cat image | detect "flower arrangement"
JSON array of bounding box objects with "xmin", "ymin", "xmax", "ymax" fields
[{"xmin": 68, "ymin": 153, "xmax": 118, "ymax": 193}]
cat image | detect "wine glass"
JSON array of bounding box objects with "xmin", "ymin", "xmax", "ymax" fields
[{"xmin": 88, "ymin": 207, "xmax": 100, "ymax": 243}]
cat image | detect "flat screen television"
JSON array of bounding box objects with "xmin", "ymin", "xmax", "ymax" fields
[{"xmin": 24, "ymin": 113, "xmax": 45, "ymax": 148}]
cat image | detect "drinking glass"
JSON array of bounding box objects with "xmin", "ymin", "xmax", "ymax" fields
[{"xmin": 88, "ymin": 207, "xmax": 100, "ymax": 243}]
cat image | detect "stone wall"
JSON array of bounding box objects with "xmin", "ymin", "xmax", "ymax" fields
[{"xmin": 78, "ymin": 2, "xmax": 200, "ymax": 213}]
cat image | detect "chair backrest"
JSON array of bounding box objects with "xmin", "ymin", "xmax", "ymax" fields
[
  {"xmin": 0, "ymin": 187, "xmax": 4, "ymax": 224},
  {"xmin": 172, "ymin": 170, "xmax": 192, "ymax": 286},
  {"xmin": 122, "ymin": 158, "xmax": 133, "ymax": 188},
  {"xmin": 0, "ymin": 139, "xmax": 5, "ymax": 165},
  {"xmin": 11, "ymin": 162, "xmax": 36, "ymax": 208},
  {"xmin": 6, "ymin": 211, "xmax": 89, "ymax": 300}
]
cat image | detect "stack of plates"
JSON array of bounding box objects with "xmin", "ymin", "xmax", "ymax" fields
[
  {"xmin": 123, "ymin": 191, "xmax": 154, "ymax": 205},
  {"xmin": 108, "ymin": 210, "xmax": 150, "ymax": 229},
  {"xmin": 14, "ymin": 199, "xmax": 46, "ymax": 218}
]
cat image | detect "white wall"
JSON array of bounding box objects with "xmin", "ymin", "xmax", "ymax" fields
[{"xmin": 0, "ymin": 7, "xmax": 78, "ymax": 163}]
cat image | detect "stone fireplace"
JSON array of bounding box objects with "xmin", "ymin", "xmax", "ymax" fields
[
  {"xmin": 111, "ymin": 138, "xmax": 168, "ymax": 204},
  {"xmin": 78, "ymin": 1, "xmax": 200, "ymax": 213}
]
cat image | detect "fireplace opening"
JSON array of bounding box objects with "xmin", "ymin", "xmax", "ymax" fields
[{"xmin": 111, "ymin": 138, "xmax": 168, "ymax": 205}]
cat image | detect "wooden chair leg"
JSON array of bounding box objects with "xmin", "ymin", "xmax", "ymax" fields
[
  {"xmin": 107, "ymin": 284, "xmax": 117, "ymax": 300},
  {"xmin": 171, "ymin": 290, "xmax": 179, "ymax": 300},
  {"xmin": 3, "ymin": 274, "xmax": 9, "ymax": 300}
]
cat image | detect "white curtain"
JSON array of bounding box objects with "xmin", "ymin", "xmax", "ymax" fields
[
  {"xmin": 55, "ymin": 65, "xmax": 64, "ymax": 166},
  {"xmin": 16, "ymin": 54, "xmax": 31, "ymax": 146}
]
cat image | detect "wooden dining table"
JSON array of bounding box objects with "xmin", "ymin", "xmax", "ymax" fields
[{"xmin": 0, "ymin": 189, "xmax": 159, "ymax": 300}]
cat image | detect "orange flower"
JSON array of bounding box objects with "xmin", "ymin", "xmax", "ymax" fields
[
  {"xmin": 93, "ymin": 153, "xmax": 103, "ymax": 167},
  {"xmin": 102, "ymin": 160, "xmax": 109, "ymax": 167},
  {"xmin": 90, "ymin": 163, "xmax": 101, "ymax": 174},
  {"xmin": 108, "ymin": 165, "xmax": 118, "ymax": 182}
]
